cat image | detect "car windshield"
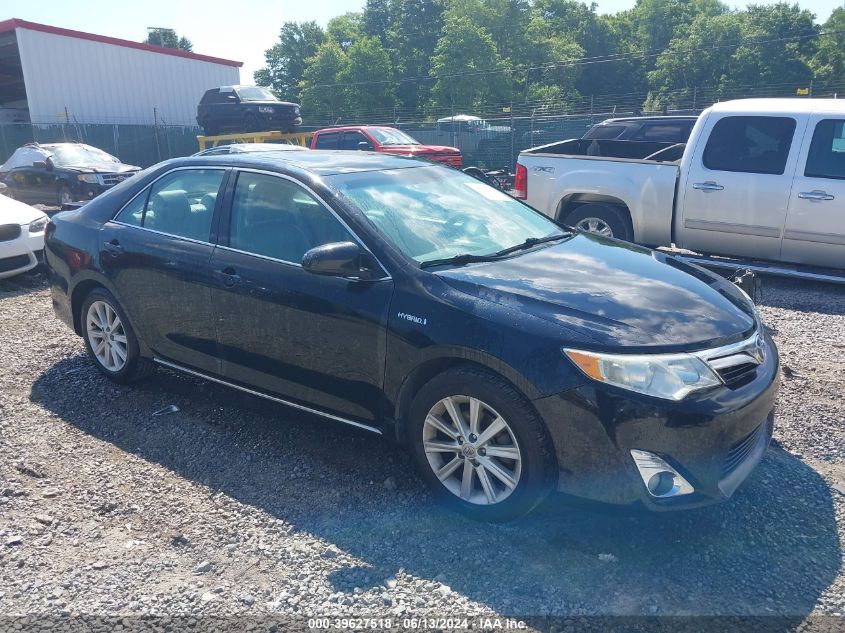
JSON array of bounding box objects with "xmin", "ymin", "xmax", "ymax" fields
[
  {"xmin": 367, "ymin": 128, "xmax": 420, "ymax": 146},
  {"xmin": 236, "ymin": 86, "xmax": 278, "ymax": 101},
  {"xmin": 47, "ymin": 145, "xmax": 119, "ymax": 166},
  {"xmin": 329, "ymin": 166, "xmax": 564, "ymax": 264}
]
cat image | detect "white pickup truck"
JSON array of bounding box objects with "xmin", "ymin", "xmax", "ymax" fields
[{"xmin": 516, "ymin": 99, "xmax": 845, "ymax": 274}]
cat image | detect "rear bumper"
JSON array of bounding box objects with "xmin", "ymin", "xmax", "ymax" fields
[{"xmin": 534, "ymin": 333, "xmax": 780, "ymax": 510}]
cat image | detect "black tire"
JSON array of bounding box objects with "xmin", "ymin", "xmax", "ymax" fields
[
  {"xmin": 201, "ymin": 117, "xmax": 218, "ymax": 136},
  {"xmin": 563, "ymin": 203, "xmax": 634, "ymax": 242},
  {"xmin": 80, "ymin": 287, "xmax": 155, "ymax": 384},
  {"xmin": 407, "ymin": 365, "xmax": 557, "ymax": 522},
  {"xmin": 57, "ymin": 184, "xmax": 73, "ymax": 207}
]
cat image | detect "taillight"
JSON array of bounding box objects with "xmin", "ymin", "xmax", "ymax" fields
[{"xmin": 514, "ymin": 163, "xmax": 527, "ymax": 199}]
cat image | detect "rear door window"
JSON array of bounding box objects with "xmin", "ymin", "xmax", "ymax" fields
[
  {"xmin": 315, "ymin": 132, "xmax": 340, "ymax": 149},
  {"xmin": 805, "ymin": 119, "xmax": 845, "ymax": 180},
  {"xmin": 115, "ymin": 169, "xmax": 225, "ymax": 242},
  {"xmin": 703, "ymin": 116, "xmax": 796, "ymax": 175},
  {"xmin": 341, "ymin": 131, "xmax": 373, "ymax": 150}
]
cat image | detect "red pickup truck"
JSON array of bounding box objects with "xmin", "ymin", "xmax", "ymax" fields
[{"xmin": 310, "ymin": 126, "xmax": 463, "ymax": 167}]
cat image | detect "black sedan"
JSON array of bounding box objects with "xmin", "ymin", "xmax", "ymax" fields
[{"xmin": 45, "ymin": 151, "xmax": 779, "ymax": 520}]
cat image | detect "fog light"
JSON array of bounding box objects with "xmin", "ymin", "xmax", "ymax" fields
[{"xmin": 631, "ymin": 449, "xmax": 694, "ymax": 498}]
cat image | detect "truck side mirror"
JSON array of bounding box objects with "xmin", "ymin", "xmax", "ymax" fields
[{"xmin": 357, "ymin": 141, "xmax": 373, "ymax": 151}]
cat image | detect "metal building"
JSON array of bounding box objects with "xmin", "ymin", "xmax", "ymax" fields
[{"xmin": 0, "ymin": 18, "xmax": 242, "ymax": 126}]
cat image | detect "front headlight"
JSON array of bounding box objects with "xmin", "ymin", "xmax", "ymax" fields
[
  {"xmin": 77, "ymin": 174, "xmax": 98, "ymax": 184},
  {"xmin": 564, "ymin": 348, "xmax": 722, "ymax": 401},
  {"xmin": 258, "ymin": 106, "xmax": 274, "ymax": 114},
  {"xmin": 29, "ymin": 215, "xmax": 48, "ymax": 233}
]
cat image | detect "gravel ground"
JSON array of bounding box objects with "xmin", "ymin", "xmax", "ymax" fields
[{"xmin": 0, "ymin": 271, "xmax": 844, "ymax": 631}]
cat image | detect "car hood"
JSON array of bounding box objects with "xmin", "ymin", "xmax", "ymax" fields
[
  {"xmin": 63, "ymin": 163, "xmax": 140, "ymax": 174},
  {"xmin": 380, "ymin": 144, "xmax": 461, "ymax": 155},
  {"xmin": 0, "ymin": 194, "xmax": 45, "ymax": 224},
  {"xmin": 243, "ymin": 100, "xmax": 298, "ymax": 107},
  {"xmin": 436, "ymin": 233, "xmax": 756, "ymax": 351}
]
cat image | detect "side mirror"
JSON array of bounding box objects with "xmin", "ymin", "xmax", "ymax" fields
[
  {"xmin": 357, "ymin": 141, "xmax": 373, "ymax": 151},
  {"xmin": 302, "ymin": 241, "xmax": 378, "ymax": 280}
]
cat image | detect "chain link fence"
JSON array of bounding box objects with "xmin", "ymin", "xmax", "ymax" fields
[{"xmin": 2, "ymin": 80, "xmax": 842, "ymax": 170}]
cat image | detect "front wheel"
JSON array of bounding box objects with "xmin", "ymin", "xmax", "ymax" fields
[
  {"xmin": 81, "ymin": 288, "xmax": 155, "ymax": 383},
  {"xmin": 407, "ymin": 366, "xmax": 556, "ymax": 521}
]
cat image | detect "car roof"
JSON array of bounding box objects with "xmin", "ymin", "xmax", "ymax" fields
[
  {"xmin": 596, "ymin": 116, "xmax": 698, "ymax": 125},
  {"xmin": 315, "ymin": 125, "xmax": 397, "ymax": 132},
  {"xmin": 181, "ymin": 149, "xmax": 430, "ymax": 176},
  {"xmin": 708, "ymin": 98, "xmax": 845, "ymax": 115}
]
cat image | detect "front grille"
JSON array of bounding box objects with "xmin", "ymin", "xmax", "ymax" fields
[
  {"xmin": 101, "ymin": 173, "xmax": 135, "ymax": 187},
  {"xmin": 0, "ymin": 253, "xmax": 31, "ymax": 273},
  {"xmin": 716, "ymin": 362, "xmax": 758, "ymax": 387},
  {"xmin": 0, "ymin": 223, "xmax": 22, "ymax": 242},
  {"xmin": 722, "ymin": 421, "xmax": 767, "ymax": 478},
  {"xmin": 270, "ymin": 105, "xmax": 297, "ymax": 117}
]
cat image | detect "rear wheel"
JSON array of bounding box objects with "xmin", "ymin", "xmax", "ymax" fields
[
  {"xmin": 244, "ymin": 113, "xmax": 260, "ymax": 132},
  {"xmin": 81, "ymin": 288, "xmax": 155, "ymax": 383},
  {"xmin": 563, "ymin": 203, "xmax": 633, "ymax": 241},
  {"xmin": 407, "ymin": 366, "xmax": 556, "ymax": 521},
  {"xmin": 201, "ymin": 116, "xmax": 218, "ymax": 136}
]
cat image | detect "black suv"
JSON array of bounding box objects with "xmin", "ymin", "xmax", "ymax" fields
[
  {"xmin": 0, "ymin": 143, "xmax": 139, "ymax": 207},
  {"xmin": 197, "ymin": 86, "xmax": 302, "ymax": 136},
  {"xmin": 583, "ymin": 116, "xmax": 698, "ymax": 143}
]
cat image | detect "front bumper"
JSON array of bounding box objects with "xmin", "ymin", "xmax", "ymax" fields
[
  {"xmin": 533, "ymin": 333, "xmax": 780, "ymax": 510},
  {"xmin": 0, "ymin": 225, "xmax": 44, "ymax": 279}
]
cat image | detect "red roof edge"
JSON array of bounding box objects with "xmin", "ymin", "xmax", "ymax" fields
[{"xmin": 0, "ymin": 18, "xmax": 243, "ymax": 67}]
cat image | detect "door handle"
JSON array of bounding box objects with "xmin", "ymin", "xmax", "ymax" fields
[
  {"xmin": 103, "ymin": 239, "xmax": 123, "ymax": 256},
  {"xmin": 214, "ymin": 267, "xmax": 242, "ymax": 287},
  {"xmin": 692, "ymin": 181, "xmax": 724, "ymax": 192},
  {"xmin": 798, "ymin": 190, "xmax": 835, "ymax": 201}
]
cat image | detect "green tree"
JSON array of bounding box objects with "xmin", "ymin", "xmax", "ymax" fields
[
  {"xmin": 812, "ymin": 6, "xmax": 845, "ymax": 84},
  {"xmin": 327, "ymin": 12, "xmax": 364, "ymax": 51},
  {"xmin": 430, "ymin": 15, "xmax": 511, "ymax": 109},
  {"xmin": 362, "ymin": 0, "xmax": 392, "ymax": 43},
  {"xmin": 341, "ymin": 36, "xmax": 397, "ymax": 119},
  {"xmin": 387, "ymin": 0, "xmax": 446, "ymax": 111},
  {"xmin": 254, "ymin": 22, "xmax": 325, "ymax": 102},
  {"xmin": 628, "ymin": 0, "xmax": 728, "ymax": 53},
  {"xmin": 144, "ymin": 28, "xmax": 192, "ymax": 52},
  {"xmin": 300, "ymin": 41, "xmax": 349, "ymax": 123}
]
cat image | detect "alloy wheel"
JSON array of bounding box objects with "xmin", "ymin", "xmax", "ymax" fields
[
  {"xmin": 86, "ymin": 300, "xmax": 128, "ymax": 372},
  {"xmin": 575, "ymin": 217, "xmax": 614, "ymax": 237},
  {"xmin": 423, "ymin": 395, "xmax": 522, "ymax": 505}
]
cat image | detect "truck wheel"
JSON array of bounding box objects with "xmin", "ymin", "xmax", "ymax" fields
[
  {"xmin": 57, "ymin": 185, "xmax": 73, "ymax": 207},
  {"xmin": 564, "ymin": 203, "xmax": 633, "ymax": 241},
  {"xmin": 244, "ymin": 114, "xmax": 260, "ymax": 132},
  {"xmin": 201, "ymin": 117, "xmax": 218, "ymax": 136},
  {"xmin": 407, "ymin": 365, "xmax": 556, "ymax": 522}
]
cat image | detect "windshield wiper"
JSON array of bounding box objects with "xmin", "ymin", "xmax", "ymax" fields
[
  {"xmin": 420, "ymin": 233, "xmax": 572, "ymax": 269},
  {"xmin": 492, "ymin": 233, "xmax": 572, "ymax": 257},
  {"xmin": 419, "ymin": 253, "xmax": 502, "ymax": 268}
]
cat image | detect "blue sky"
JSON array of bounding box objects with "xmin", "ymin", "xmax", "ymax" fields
[{"xmin": 6, "ymin": 0, "xmax": 843, "ymax": 83}]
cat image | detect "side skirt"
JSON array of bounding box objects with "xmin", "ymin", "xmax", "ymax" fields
[{"xmin": 153, "ymin": 357, "xmax": 383, "ymax": 435}]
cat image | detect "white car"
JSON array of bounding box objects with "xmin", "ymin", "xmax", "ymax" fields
[{"xmin": 0, "ymin": 195, "xmax": 48, "ymax": 280}]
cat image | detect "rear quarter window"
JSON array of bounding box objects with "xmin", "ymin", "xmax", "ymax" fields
[{"xmin": 703, "ymin": 116, "xmax": 796, "ymax": 175}]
